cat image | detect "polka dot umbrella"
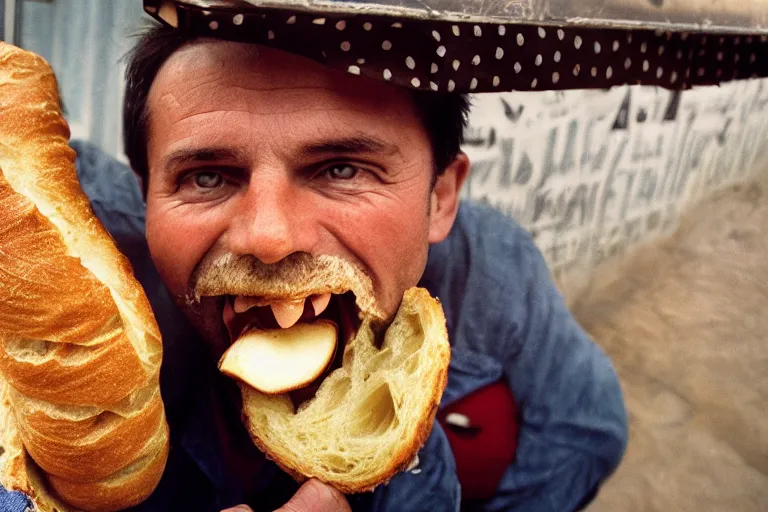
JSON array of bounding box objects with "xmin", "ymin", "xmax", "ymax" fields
[{"xmin": 144, "ymin": 0, "xmax": 768, "ymax": 94}]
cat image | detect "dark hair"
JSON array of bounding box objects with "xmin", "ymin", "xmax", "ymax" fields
[{"xmin": 122, "ymin": 23, "xmax": 470, "ymax": 189}]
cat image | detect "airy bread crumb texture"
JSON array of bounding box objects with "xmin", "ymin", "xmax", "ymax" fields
[{"xmin": 241, "ymin": 287, "xmax": 450, "ymax": 493}]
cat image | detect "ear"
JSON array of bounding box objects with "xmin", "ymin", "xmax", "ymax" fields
[{"xmin": 428, "ymin": 152, "xmax": 470, "ymax": 244}]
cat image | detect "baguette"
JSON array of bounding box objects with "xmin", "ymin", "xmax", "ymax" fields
[
  {"xmin": 237, "ymin": 287, "xmax": 451, "ymax": 493},
  {"xmin": 0, "ymin": 42, "xmax": 168, "ymax": 511}
]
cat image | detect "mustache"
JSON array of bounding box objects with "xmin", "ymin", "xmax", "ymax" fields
[{"xmin": 188, "ymin": 252, "xmax": 383, "ymax": 319}]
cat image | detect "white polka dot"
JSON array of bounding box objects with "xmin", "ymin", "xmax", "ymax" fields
[
  {"xmin": 554, "ymin": 51, "xmax": 561, "ymax": 62},
  {"xmin": 431, "ymin": 63, "xmax": 438, "ymax": 73},
  {"xmin": 357, "ymin": 58, "xmax": 365, "ymax": 64},
  {"xmin": 312, "ymin": 18, "xmax": 326, "ymax": 25},
  {"xmin": 574, "ymin": 35, "xmax": 582, "ymax": 49},
  {"xmin": 430, "ymin": 81, "xmax": 438, "ymax": 91},
  {"xmin": 336, "ymin": 20, "xmax": 346, "ymax": 30},
  {"xmin": 624, "ymin": 57, "xmax": 632, "ymax": 69},
  {"xmin": 606, "ymin": 66, "xmax": 613, "ymax": 79},
  {"xmin": 735, "ymin": 53, "xmax": 741, "ymax": 63},
  {"xmin": 382, "ymin": 40, "xmax": 392, "ymax": 50},
  {"xmin": 677, "ymin": 50, "xmax": 683, "ymax": 60},
  {"xmin": 670, "ymin": 71, "xmax": 678, "ymax": 83},
  {"xmin": 470, "ymin": 78, "xmax": 478, "ymax": 90},
  {"xmin": 697, "ymin": 67, "xmax": 705, "ymax": 77},
  {"xmin": 627, "ymin": 32, "xmax": 633, "ymax": 43},
  {"xmin": 594, "ymin": 41, "xmax": 601, "ymax": 54},
  {"xmin": 499, "ymin": 25, "xmax": 506, "ymax": 36},
  {"xmin": 383, "ymin": 69, "xmax": 392, "ymax": 80},
  {"xmin": 452, "ymin": 59, "xmax": 461, "ymax": 71},
  {"xmin": 591, "ymin": 67, "xmax": 598, "ymax": 77},
  {"xmin": 558, "ymin": 29, "xmax": 565, "ymax": 40},
  {"xmin": 347, "ymin": 65, "xmax": 360, "ymax": 75},
  {"xmin": 267, "ymin": 30, "xmax": 275, "ymax": 40},
  {"xmin": 681, "ymin": 32, "xmax": 689, "ymax": 41},
  {"xmin": 493, "ymin": 76, "xmax": 501, "ymax": 86},
  {"xmin": 538, "ymin": 27, "xmax": 546, "ymax": 39},
  {"xmin": 642, "ymin": 60, "xmax": 649, "ymax": 72},
  {"xmin": 209, "ymin": 21, "xmax": 219, "ymax": 30},
  {"xmin": 613, "ymin": 40, "xmax": 620, "ymax": 51},
  {"xmin": 363, "ymin": 22, "xmax": 373, "ymax": 31},
  {"xmin": 472, "ymin": 55, "xmax": 481, "ymax": 65},
  {"xmin": 436, "ymin": 45, "xmax": 446, "ymax": 57},
  {"xmin": 573, "ymin": 64, "xmax": 581, "ymax": 76},
  {"xmin": 448, "ymin": 79, "xmax": 456, "ymax": 92},
  {"xmin": 432, "ymin": 30, "xmax": 441, "ymax": 42},
  {"xmin": 411, "ymin": 77, "xmax": 420, "ymax": 87},
  {"xmin": 531, "ymin": 78, "xmax": 538, "ymax": 88},
  {"xmin": 202, "ymin": 10, "xmax": 211, "ymax": 16},
  {"xmin": 641, "ymin": 42, "xmax": 647, "ymax": 53},
  {"xmin": 535, "ymin": 54, "xmax": 543, "ymax": 66},
  {"xmin": 474, "ymin": 25, "xmax": 482, "ymax": 37},
  {"xmin": 406, "ymin": 56, "xmax": 416, "ymax": 69},
  {"xmin": 552, "ymin": 71, "xmax": 560, "ymax": 84},
  {"xmin": 717, "ymin": 52, "xmax": 723, "ymax": 61},
  {"xmin": 717, "ymin": 69, "xmax": 723, "ymax": 78},
  {"xmin": 452, "ymin": 25, "xmax": 460, "ymax": 36},
  {"xmin": 496, "ymin": 47, "xmax": 504, "ymax": 59},
  {"xmin": 232, "ymin": 14, "xmax": 244, "ymax": 25},
  {"xmin": 340, "ymin": 41, "xmax": 351, "ymax": 51},
  {"xmin": 287, "ymin": 15, "xmax": 296, "ymax": 24},
  {"xmin": 514, "ymin": 62, "xmax": 522, "ymax": 73},
  {"xmin": 391, "ymin": 22, "xmax": 402, "ymax": 28},
  {"xmin": 517, "ymin": 33, "xmax": 525, "ymax": 46}
]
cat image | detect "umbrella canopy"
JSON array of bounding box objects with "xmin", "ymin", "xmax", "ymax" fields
[{"xmin": 143, "ymin": 0, "xmax": 768, "ymax": 93}]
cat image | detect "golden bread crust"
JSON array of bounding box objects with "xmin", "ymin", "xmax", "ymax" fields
[{"xmin": 0, "ymin": 41, "xmax": 168, "ymax": 510}]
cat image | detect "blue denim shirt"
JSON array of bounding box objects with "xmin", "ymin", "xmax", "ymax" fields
[{"xmin": 1, "ymin": 141, "xmax": 627, "ymax": 512}]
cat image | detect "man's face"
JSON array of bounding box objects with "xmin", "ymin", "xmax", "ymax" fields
[{"xmin": 144, "ymin": 40, "xmax": 464, "ymax": 355}]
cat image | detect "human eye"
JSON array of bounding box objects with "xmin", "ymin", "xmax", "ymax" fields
[{"xmin": 323, "ymin": 163, "xmax": 359, "ymax": 180}]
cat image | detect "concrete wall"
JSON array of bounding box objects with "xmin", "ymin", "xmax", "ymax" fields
[{"xmin": 462, "ymin": 82, "xmax": 768, "ymax": 301}]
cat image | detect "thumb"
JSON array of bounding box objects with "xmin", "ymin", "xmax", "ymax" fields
[{"xmin": 275, "ymin": 479, "xmax": 351, "ymax": 512}]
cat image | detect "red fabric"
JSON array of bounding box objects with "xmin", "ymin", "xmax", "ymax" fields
[{"xmin": 437, "ymin": 381, "xmax": 519, "ymax": 501}]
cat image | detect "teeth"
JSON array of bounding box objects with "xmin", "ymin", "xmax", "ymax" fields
[
  {"xmin": 233, "ymin": 296, "xmax": 265, "ymax": 314},
  {"xmin": 271, "ymin": 299, "xmax": 306, "ymax": 329},
  {"xmin": 311, "ymin": 293, "xmax": 332, "ymax": 317}
]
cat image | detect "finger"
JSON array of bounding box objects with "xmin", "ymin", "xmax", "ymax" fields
[
  {"xmin": 274, "ymin": 479, "xmax": 351, "ymax": 512},
  {"xmin": 221, "ymin": 506, "xmax": 254, "ymax": 512}
]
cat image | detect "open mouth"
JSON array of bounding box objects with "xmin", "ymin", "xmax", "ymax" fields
[{"xmin": 219, "ymin": 291, "xmax": 360, "ymax": 408}]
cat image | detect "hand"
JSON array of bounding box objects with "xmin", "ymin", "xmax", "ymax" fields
[{"xmin": 221, "ymin": 479, "xmax": 351, "ymax": 512}]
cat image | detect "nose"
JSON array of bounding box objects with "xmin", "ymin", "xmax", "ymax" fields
[{"xmin": 227, "ymin": 175, "xmax": 314, "ymax": 265}]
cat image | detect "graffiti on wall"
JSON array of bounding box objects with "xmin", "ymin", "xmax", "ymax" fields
[{"xmin": 462, "ymin": 79, "xmax": 768, "ymax": 288}]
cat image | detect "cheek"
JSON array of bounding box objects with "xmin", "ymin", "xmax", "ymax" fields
[
  {"xmin": 145, "ymin": 201, "xmax": 221, "ymax": 296},
  {"xmin": 323, "ymin": 192, "xmax": 431, "ymax": 314}
]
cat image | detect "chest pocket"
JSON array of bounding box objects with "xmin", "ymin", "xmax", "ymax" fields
[{"xmin": 438, "ymin": 348, "xmax": 520, "ymax": 502}]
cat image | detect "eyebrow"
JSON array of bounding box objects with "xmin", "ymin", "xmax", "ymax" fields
[
  {"xmin": 300, "ymin": 135, "xmax": 400, "ymax": 158},
  {"xmin": 162, "ymin": 147, "xmax": 249, "ymax": 171}
]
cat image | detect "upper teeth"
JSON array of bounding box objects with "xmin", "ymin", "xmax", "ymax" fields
[{"xmin": 232, "ymin": 293, "xmax": 333, "ymax": 329}]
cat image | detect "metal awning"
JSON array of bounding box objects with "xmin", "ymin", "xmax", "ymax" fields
[{"xmin": 175, "ymin": 0, "xmax": 768, "ymax": 34}]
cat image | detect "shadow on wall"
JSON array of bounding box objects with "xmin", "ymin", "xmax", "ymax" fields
[{"xmin": 575, "ymin": 171, "xmax": 768, "ymax": 512}]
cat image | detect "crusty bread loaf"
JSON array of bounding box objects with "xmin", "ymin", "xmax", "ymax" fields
[
  {"xmin": 0, "ymin": 42, "xmax": 168, "ymax": 511},
  {"xmin": 238, "ymin": 287, "xmax": 450, "ymax": 493}
]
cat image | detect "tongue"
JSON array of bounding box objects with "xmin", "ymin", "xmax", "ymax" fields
[{"xmin": 271, "ymin": 299, "xmax": 306, "ymax": 329}]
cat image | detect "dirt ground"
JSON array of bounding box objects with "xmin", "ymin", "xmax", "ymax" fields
[{"xmin": 575, "ymin": 177, "xmax": 768, "ymax": 512}]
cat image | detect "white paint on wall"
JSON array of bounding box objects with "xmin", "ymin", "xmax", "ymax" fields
[{"xmin": 463, "ymin": 81, "xmax": 768, "ymax": 297}]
